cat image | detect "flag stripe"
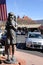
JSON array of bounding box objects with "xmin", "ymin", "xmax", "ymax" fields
[
  {"xmin": 0, "ymin": 6, "xmax": 1, "ymax": 20},
  {"xmin": 1, "ymin": 5, "xmax": 4, "ymax": 20},
  {"xmin": 0, "ymin": 0, "xmax": 7, "ymax": 21},
  {"xmin": 4, "ymin": 4, "xmax": 7, "ymax": 21}
]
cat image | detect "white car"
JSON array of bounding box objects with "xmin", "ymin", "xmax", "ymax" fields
[
  {"xmin": 25, "ymin": 32, "xmax": 43, "ymax": 49},
  {"xmin": 0, "ymin": 30, "xmax": 5, "ymax": 56},
  {"xmin": 0, "ymin": 30, "xmax": 3, "ymax": 39},
  {"xmin": 0, "ymin": 32, "xmax": 2, "ymax": 39}
]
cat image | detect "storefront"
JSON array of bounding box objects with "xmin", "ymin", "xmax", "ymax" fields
[
  {"xmin": 0, "ymin": 21, "xmax": 42, "ymax": 34},
  {"xmin": 17, "ymin": 24, "xmax": 41, "ymax": 34}
]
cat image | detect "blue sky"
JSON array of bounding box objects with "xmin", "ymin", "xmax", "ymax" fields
[{"xmin": 6, "ymin": 0, "xmax": 43, "ymax": 20}]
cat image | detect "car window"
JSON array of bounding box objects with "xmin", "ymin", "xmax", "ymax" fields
[{"xmin": 29, "ymin": 34, "xmax": 42, "ymax": 38}]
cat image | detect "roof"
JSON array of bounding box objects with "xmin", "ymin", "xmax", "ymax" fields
[{"xmin": 18, "ymin": 24, "xmax": 41, "ymax": 28}]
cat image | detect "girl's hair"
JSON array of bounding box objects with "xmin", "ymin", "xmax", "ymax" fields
[{"xmin": 7, "ymin": 12, "xmax": 14, "ymax": 21}]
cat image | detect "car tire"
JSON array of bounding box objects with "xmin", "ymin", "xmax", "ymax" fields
[{"xmin": 3, "ymin": 51, "xmax": 5, "ymax": 56}]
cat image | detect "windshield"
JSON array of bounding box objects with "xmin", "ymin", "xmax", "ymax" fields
[{"xmin": 29, "ymin": 34, "xmax": 42, "ymax": 38}]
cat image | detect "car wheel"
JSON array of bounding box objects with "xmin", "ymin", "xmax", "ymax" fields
[
  {"xmin": 22, "ymin": 43, "xmax": 26, "ymax": 49},
  {"xmin": 3, "ymin": 51, "xmax": 5, "ymax": 56}
]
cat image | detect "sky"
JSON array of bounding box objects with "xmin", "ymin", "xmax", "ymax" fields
[{"xmin": 6, "ymin": 0, "xmax": 43, "ymax": 20}]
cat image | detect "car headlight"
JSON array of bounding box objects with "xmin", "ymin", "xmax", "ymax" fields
[
  {"xmin": 26, "ymin": 41, "xmax": 32, "ymax": 47},
  {"xmin": 38, "ymin": 42, "xmax": 41, "ymax": 45}
]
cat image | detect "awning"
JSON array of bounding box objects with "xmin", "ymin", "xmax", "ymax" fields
[{"xmin": 18, "ymin": 24, "xmax": 41, "ymax": 28}]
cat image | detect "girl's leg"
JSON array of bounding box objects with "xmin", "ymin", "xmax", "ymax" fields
[
  {"xmin": 7, "ymin": 45, "xmax": 10, "ymax": 60},
  {"xmin": 12, "ymin": 44, "xmax": 15, "ymax": 59}
]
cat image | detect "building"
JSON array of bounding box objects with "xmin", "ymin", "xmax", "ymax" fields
[
  {"xmin": 35, "ymin": 20, "xmax": 43, "ymax": 34},
  {"xmin": 17, "ymin": 16, "xmax": 41, "ymax": 33}
]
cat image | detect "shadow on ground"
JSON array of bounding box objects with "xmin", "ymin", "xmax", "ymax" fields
[{"xmin": 16, "ymin": 43, "xmax": 43, "ymax": 53}]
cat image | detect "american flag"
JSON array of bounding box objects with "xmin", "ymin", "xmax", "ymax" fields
[{"xmin": 0, "ymin": 0, "xmax": 7, "ymax": 21}]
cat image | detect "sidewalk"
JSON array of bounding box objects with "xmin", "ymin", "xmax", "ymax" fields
[
  {"xmin": 15, "ymin": 50, "xmax": 43, "ymax": 65},
  {"xmin": 0, "ymin": 51, "xmax": 26, "ymax": 65},
  {"xmin": 0, "ymin": 50, "xmax": 43, "ymax": 65}
]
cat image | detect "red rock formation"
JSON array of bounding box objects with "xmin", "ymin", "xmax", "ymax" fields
[{"xmin": 17, "ymin": 16, "xmax": 36, "ymax": 24}]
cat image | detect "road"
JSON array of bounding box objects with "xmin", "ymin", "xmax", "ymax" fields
[{"xmin": 16, "ymin": 48, "xmax": 43, "ymax": 57}]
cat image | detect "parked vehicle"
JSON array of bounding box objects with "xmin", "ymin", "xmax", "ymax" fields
[
  {"xmin": 21, "ymin": 31, "xmax": 25, "ymax": 35},
  {"xmin": 0, "ymin": 30, "xmax": 7, "ymax": 56},
  {"xmin": 16, "ymin": 30, "xmax": 21, "ymax": 35},
  {"xmin": 25, "ymin": 32, "xmax": 43, "ymax": 49}
]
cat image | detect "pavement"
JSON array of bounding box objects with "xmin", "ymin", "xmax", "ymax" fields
[
  {"xmin": 0, "ymin": 55, "xmax": 26, "ymax": 65},
  {"xmin": 0, "ymin": 47, "xmax": 26, "ymax": 65},
  {"xmin": 0, "ymin": 48, "xmax": 43, "ymax": 65},
  {"xmin": 15, "ymin": 50, "xmax": 43, "ymax": 65}
]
